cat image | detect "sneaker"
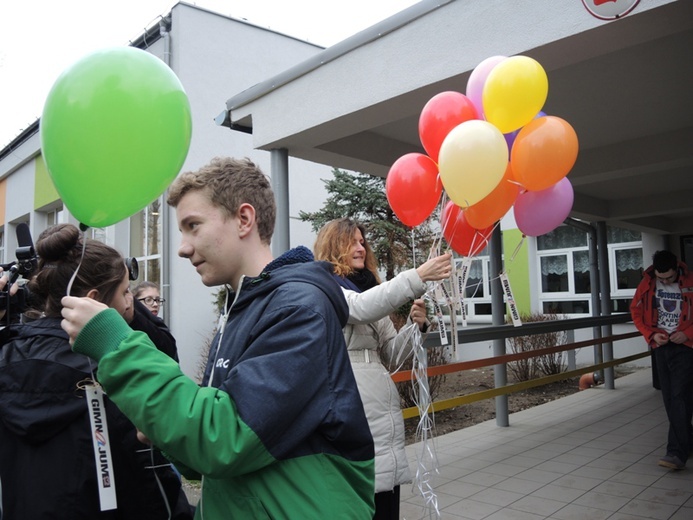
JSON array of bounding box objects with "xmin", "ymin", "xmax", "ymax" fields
[{"xmin": 658, "ymin": 455, "xmax": 685, "ymax": 470}]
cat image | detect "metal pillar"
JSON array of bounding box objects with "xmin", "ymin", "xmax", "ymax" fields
[
  {"xmin": 597, "ymin": 221, "xmax": 615, "ymax": 389},
  {"xmin": 270, "ymin": 148, "xmax": 290, "ymax": 257},
  {"xmin": 490, "ymin": 226, "xmax": 508, "ymax": 426},
  {"xmin": 565, "ymin": 219, "xmax": 602, "ymax": 370}
]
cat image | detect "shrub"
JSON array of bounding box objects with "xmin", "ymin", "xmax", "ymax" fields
[{"xmin": 507, "ymin": 312, "xmax": 567, "ymax": 381}]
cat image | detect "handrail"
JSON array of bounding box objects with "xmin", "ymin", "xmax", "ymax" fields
[
  {"xmin": 395, "ymin": 330, "xmax": 641, "ymax": 382},
  {"xmin": 424, "ymin": 312, "xmax": 633, "ymax": 347},
  {"xmin": 399, "ymin": 325, "xmax": 645, "ymax": 420}
]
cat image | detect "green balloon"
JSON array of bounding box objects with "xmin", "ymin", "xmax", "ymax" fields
[{"xmin": 40, "ymin": 46, "xmax": 192, "ymax": 228}]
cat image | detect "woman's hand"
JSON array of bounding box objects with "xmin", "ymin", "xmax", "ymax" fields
[
  {"xmin": 416, "ymin": 253, "xmax": 452, "ymax": 283},
  {"xmin": 409, "ymin": 299, "xmax": 430, "ymax": 331}
]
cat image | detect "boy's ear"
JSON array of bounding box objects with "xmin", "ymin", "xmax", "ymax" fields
[{"xmin": 237, "ymin": 203, "xmax": 256, "ymax": 238}]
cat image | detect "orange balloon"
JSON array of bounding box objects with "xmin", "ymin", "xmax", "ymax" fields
[
  {"xmin": 465, "ymin": 163, "xmax": 520, "ymax": 229},
  {"xmin": 510, "ymin": 116, "xmax": 579, "ymax": 191}
]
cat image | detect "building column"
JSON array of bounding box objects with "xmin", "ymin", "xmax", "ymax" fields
[{"xmin": 270, "ymin": 148, "xmax": 290, "ymax": 257}]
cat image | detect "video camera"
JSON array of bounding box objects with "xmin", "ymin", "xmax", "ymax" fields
[{"xmin": 0, "ymin": 223, "xmax": 38, "ymax": 320}]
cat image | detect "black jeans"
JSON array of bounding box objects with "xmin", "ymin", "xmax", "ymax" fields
[
  {"xmin": 373, "ymin": 486, "xmax": 400, "ymax": 520},
  {"xmin": 654, "ymin": 342, "xmax": 693, "ymax": 462}
]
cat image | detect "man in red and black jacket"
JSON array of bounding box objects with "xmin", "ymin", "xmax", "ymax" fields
[{"xmin": 631, "ymin": 250, "xmax": 693, "ymax": 470}]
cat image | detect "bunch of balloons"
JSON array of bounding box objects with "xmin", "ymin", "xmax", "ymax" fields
[
  {"xmin": 41, "ymin": 47, "xmax": 192, "ymax": 228},
  {"xmin": 386, "ymin": 55, "xmax": 578, "ymax": 255}
]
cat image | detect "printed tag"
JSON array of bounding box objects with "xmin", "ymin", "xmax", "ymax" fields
[
  {"xmin": 433, "ymin": 299, "xmax": 448, "ymax": 346},
  {"xmin": 499, "ymin": 272, "xmax": 522, "ymax": 327},
  {"xmin": 85, "ymin": 384, "xmax": 117, "ymax": 511}
]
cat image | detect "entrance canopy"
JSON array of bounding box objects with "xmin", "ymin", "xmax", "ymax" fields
[{"xmin": 220, "ymin": 0, "xmax": 693, "ymax": 236}]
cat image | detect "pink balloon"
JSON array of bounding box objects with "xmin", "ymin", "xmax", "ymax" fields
[
  {"xmin": 466, "ymin": 56, "xmax": 506, "ymax": 119},
  {"xmin": 513, "ymin": 177, "xmax": 574, "ymax": 237}
]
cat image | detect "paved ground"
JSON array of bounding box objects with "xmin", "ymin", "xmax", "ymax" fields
[
  {"xmin": 182, "ymin": 369, "xmax": 693, "ymax": 519},
  {"xmin": 402, "ymin": 369, "xmax": 692, "ymax": 519}
]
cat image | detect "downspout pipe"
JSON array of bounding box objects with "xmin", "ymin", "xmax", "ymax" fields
[
  {"xmin": 579, "ymin": 371, "xmax": 602, "ymax": 390},
  {"xmin": 160, "ymin": 17, "xmax": 172, "ymax": 325}
]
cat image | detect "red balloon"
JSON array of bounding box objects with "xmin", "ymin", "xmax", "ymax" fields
[
  {"xmin": 441, "ymin": 201, "xmax": 493, "ymax": 256},
  {"xmin": 418, "ymin": 91, "xmax": 478, "ymax": 163},
  {"xmin": 386, "ymin": 153, "xmax": 442, "ymax": 227},
  {"xmin": 464, "ymin": 163, "xmax": 520, "ymax": 229}
]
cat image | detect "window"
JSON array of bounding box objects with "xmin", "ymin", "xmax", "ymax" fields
[
  {"xmin": 130, "ymin": 197, "xmax": 163, "ymax": 289},
  {"xmin": 46, "ymin": 208, "xmax": 64, "ymax": 227},
  {"xmin": 536, "ymin": 225, "xmax": 642, "ymax": 316},
  {"xmin": 451, "ymin": 252, "xmax": 492, "ymax": 322},
  {"xmin": 537, "ymin": 226, "xmax": 590, "ymax": 313}
]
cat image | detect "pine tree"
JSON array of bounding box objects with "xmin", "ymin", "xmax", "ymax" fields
[{"xmin": 299, "ymin": 168, "xmax": 438, "ymax": 280}]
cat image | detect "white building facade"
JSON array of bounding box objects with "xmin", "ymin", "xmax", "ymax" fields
[{"xmin": 0, "ymin": 3, "xmax": 336, "ymax": 377}]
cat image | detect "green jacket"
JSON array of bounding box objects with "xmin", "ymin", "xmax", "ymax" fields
[{"xmin": 73, "ymin": 258, "xmax": 375, "ymax": 519}]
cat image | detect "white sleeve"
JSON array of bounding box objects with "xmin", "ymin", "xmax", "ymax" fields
[{"xmin": 343, "ymin": 269, "xmax": 427, "ymax": 324}]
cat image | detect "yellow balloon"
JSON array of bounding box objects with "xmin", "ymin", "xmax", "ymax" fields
[
  {"xmin": 482, "ymin": 56, "xmax": 548, "ymax": 134},
  {"xmin": 439, "ymin": 120, "xmax": 508, "ymax": 207}
]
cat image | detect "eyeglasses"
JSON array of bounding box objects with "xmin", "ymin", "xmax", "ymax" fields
[{"xmin": 138, "ymin": 297, "xmax": 165, "ymax": 306}]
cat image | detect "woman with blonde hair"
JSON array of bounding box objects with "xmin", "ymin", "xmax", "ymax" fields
[{"xmin": 315, "ymin": 217, "xmax": 451, "ymax": 519}]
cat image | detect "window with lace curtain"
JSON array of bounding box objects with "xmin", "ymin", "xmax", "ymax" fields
[{"xmin": 537, "ymin": 225, "xmax": 641, "ymax": 315}]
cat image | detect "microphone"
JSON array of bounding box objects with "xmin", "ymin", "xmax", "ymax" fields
[
  {"xmin": 16, "ymin": 223, "xmax": 34, "ymax": 250},
  {"xmin": 13, "ymin": 223, "xmax": 37, "ymax": 278}
]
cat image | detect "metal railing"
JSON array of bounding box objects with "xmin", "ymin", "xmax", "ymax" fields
[{"xmin": 394, "ymin": 313, "xmax": 646, "ymax": 421}]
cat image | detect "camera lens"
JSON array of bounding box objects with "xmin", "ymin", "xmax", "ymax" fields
[{"xmin": 126, "ymin": 258, "xmax": 139, "ymax": 281}]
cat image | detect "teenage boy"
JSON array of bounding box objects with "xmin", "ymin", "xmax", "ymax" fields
[
  {"xmin": 61, "ymin": 157, "xmax": 375, "ymax": 518},
  {"xmin": 631, "ymin": 250, "xmax": 693, "ymax": 470}
]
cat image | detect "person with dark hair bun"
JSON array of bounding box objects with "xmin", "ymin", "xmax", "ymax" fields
[{"xmin": 0, "ymin": 223, "xmax": 192, "ymax": 519}]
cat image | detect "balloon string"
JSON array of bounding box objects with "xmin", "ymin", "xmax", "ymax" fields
[
  {"xmin": 66, "ymin": 230, "xmax": 88, "ymax": 297},
  {"xmin": 510, "ymin": 234, "xmax": 525, "ymax": 263},
  {"xmin": 410, "ymin": 324, "xmax": 441, "ymax": 519}
]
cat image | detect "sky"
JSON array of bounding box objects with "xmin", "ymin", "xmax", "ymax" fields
[{"xmin": 0, "ymin": 0, "xmax": 419, "ymax": 148}]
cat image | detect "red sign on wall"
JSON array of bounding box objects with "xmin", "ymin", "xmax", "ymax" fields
[{"xmin": 581, "ymin": 0, "xmax": 640, "ymax": 20}]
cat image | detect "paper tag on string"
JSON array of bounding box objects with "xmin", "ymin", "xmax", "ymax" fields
[
  {"xmin": 434, "ymin": 282, "xmax": 445, "ymax": 307},
  {"xmin": 439, "ymin": 280, "xmax": 453, "ymax": 307},
  {"xmin": 459, "ymin": 256, "xmax": 472, "ymax": 292},
  {"xmin": 433, "ymin": 299, "xmax": 448, "ymax": 346},
  {"xmin": 499, "ymin": 272, "xmax": 522, "ymax": 327},
  {"xmin": 85, "ymin": 384, "xmax": 118, "ymax": 511},
  {"xmin": 455, "ymin": 272, "xmax": 468, "ymax": 328}
]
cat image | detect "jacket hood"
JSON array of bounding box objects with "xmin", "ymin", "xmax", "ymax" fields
[
  {"xmin": 0, "ymin": 318, "xmax": 93, "ymax": 443},
  {"xmin": 232, "ymin": 246, "xmax": 348, "ymax": 326}
]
